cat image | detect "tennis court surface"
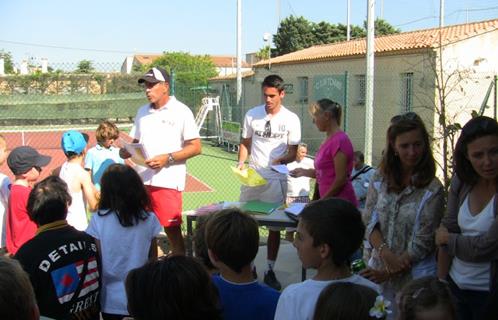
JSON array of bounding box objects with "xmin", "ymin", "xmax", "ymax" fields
[{"xmin": 0, "ymin": 129, "xmax": 212, "ymax": 193}]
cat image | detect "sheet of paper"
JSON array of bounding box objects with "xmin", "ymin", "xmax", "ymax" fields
[
  {"xmin": 271, "ymin": 164, "xmax": 290, "ymax": 175},
  {"xmin": 230, "ymin": 167, "xmax": 267, "ymax": 186},
  {"xmin": 121, "ymin": 139, "xmax": 149, "ymax": 167},
  {"xmin": 284, "ymin": 202, "xmax": 307, "ymax": 217}
]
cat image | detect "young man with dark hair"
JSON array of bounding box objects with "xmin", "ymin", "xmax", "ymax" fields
[
  {"xmin": 237, "ymin": 74, "xmax": 301, "ymax": 290},
  {"xmin": 15, "ymin": 176, "xmax": 101, "ymax": 320},
  {"xmin": 274, "ymin": 198, "xmax": 379, "ymax": 320},
  {"xmin": 206, "ymin": 209, "xmax": 280, "ymax": 320}
]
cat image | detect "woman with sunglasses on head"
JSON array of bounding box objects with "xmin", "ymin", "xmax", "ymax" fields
[
  {"xmin": 361, "ymin": 112, "xmax": 444, "ymax": 316},
  {"xmin": 290, "ymin": 99, "xmax": 357, "ymax": 205},
  {"xmin": 436, "ymin": 116, "xmax": 498, "ymax": 320}
]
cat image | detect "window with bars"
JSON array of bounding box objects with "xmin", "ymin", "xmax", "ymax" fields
[
  {"xmin": 298, "ymin": 76, "xmax": 308, "ymax": 104},
  {"xmin": 401, "ymin": 72, "xmax": 414, "ymax": 112},
  {"xmin": 355, "ymin": 75, "xmax": 366, "ymax": 105}
]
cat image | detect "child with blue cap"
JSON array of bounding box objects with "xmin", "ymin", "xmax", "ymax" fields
[{"xmin": 57, "ymin": 130, "xmax": 99, "ymax": 231}]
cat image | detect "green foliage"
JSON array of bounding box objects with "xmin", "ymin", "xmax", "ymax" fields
[
  {"xmin": 256, "ymin": 46, "xmax": 271, "ymax": 60},
  {"xmin": 148, "ymin": 52, "xmax": 218, "ymax": 108},
  {"xmin": 273, "ymin": 16, "xmax": 316, "ymax": 56},
  {"xmin": 149, "ymin": 52, "xmax": 217, "ymax": 85},
  {"xmin": 272, "ymin": 16, "xmax": 400, "ymax": 56},
  {"xmin": 0, "ymin": 50, "xmax": 14, "ymax": 74},
  {"xmin": 366, "ymin": 18, "xmax": 401, "ymax": 36},
  {"xmin": 132, "ymin": 63, "xmax": 144, "ymax": 73},
  {"xmin": 76, "ymin": 60, "xmax": 94, "ymax": 73}
]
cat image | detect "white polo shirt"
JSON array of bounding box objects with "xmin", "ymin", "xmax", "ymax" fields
[
  {"xmin": 130, "ymin": 96, "xmax": 199, "ymax": 191},
  {"xmin": 242, "ymin": 105, "xmax": 301, "ymax": 179}
]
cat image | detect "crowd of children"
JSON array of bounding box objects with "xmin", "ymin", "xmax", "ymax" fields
[{"xmin": 0, "ymin": 106, "xmax": 497, "ymax": 319}]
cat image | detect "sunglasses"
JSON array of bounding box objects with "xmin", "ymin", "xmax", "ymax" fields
[
  {"xmin": 390, "ymin": 112, "xmax": 420, "ymax": 124},
  {"xmin": 263, "ymin": 120, "xmax": 272, "ymax": 138}
]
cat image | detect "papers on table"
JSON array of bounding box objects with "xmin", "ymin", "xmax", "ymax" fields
[
  {"xmin": 121, "ymin": 139, "xmax": 149, "ymax": 167},
  {"xmin": 241, "ymin": 201, "xmax": 281, "ymax": 215},
  {"xmin": 271, "ymin": 164, "xmax": 290, "ymax": 175},
  {"xmin": 231, "ymin": 167, "xmax": 267, "ymax": 186},
  {"xmin": 194, "ymin": 201, "xmax": 280, "ymax": 216},
  {"xmin": 284, "ymin": 202, "xmax": 307, "ymax": 220}
]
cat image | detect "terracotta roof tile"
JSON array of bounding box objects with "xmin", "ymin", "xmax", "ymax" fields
[
  {"xmin": 210, "ymin": 55, "xmax": 250, "ymax": 68},
  {"xmin": 255, "ymin": 18, "xmax": 498, "ymax": 67},
  {"xmin": 133, "ymin": 54, "xmax": 249, "ymax": 68},
  {"xmin": 134, "ymin": 54, "xmax": 161, "ymax": 65},
  {"xmin": 210, "ymin": 70, "xmax": 255, "ymax": 81}
]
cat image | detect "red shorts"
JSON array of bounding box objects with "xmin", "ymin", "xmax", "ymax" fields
[{"xmin": 146, "ymin": 186, "xmax": 182, "ymax": 227}]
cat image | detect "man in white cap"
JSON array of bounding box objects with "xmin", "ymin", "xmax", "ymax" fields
[{"xmin": 122, "ymin": 67, "xmax": 201, "ymax": 255}]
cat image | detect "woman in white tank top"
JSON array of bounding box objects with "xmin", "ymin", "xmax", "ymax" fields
[{"xmin": 436, "ymin": 116, "xmax": 498, "ymax": 320}]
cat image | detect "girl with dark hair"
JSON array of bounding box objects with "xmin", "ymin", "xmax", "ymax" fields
[
  {"xmin": 398, "ymin": 277, "xmax": 456, "ymax": 320},
  {"xmin": 291, "ymin": 99, "xmax": 357, "ymax": 205},
  {"xmin": 313, "ymin": 282, "xmax": 387, "ymax": 320},
  {"xmin": 126, "ymin": 255, "xmax": 222, "ymax": 320},
  {"xmin": 362, "ymin": 112, "xmax": 444, "ymax": 316},
  {"xmin": 86, "ymin": 163, "xmax": 162, "ymax": 320},
  {"xmin": 436, "ymin": 116, "xmax": 498, "ymax": 320}
]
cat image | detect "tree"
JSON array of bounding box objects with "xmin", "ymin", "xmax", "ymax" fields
[
  {"xmin": 149, "ymin": 52, "xmax": 217, "ymax": 85},
  {"xmin": 313, "ymin": 21, "xmax": 345, "ymax": 44},
  {"xmin": 76, "ymin": 60, "xmax": 94, "ymax": 73},
  {"xmin": 256, "ymin": 46, "xmax": 271, "ymax": 60},
  {"xmin": 272, "ymin": 16, "xmax": 400, "ymax": 56},
  {"xmin": 0, "ymin": 50, "xmax": 15, "ymax": 74},
  {"xmin": 413, "ymin": 41, "xmax": 481, "ymax": 192},
  {"xmin": 273, "ymin": 16, "xmax": 316, "ymax": 56},
  {"xmin": 148, "ymin": 52, "xmax": 218, "ymax": 108},
  {"xmin": 365, "ymin": 18, "xmax": 401, "ymax": 36}
]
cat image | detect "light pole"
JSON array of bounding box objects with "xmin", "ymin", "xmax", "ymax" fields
[{"xmin": 263, "ymin": 32, "xmax": 272, "ymax": 70}]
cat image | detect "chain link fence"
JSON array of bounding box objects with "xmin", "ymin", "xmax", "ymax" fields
[{"xmin": 0, "ymin": 61, "xmax": 497, "ymax": 211}]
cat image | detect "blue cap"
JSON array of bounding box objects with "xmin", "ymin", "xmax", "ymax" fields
[{"xmin": 61, "ymin": 130, "xmax": 89, "ymax": 155}]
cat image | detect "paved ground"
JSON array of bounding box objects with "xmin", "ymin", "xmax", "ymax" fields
[{"xmin": 253, "ymin": 240, "xmax": 316, "ymax": 290}]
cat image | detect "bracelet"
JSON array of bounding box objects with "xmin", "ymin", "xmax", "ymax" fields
[{"xmin": 378, "ymin": 242, "xmax": 388, "ymax": 257}]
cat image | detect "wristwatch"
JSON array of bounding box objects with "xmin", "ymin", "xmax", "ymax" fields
[{"xmin": 168, "ymin": 154, "xmax": 175, "ymax": 165}]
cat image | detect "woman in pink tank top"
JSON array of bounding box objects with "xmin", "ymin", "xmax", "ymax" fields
[{"xmin": 290, "ymin": 99, "xmax": 357, "ymax": 206}]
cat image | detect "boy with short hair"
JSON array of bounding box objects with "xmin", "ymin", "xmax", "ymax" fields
[
  {"xmin": 15, "ymin": 175, "xmax": 101, "ymax": 319},
  {"xmin": 274, "ymin": 198, "xmax": 380, "ymax": 320},
  {"xmin": 0, "ymin": 135, "xmax": 11, "ymax": 253},
  {"xmin": 84, "ymin": 120, "xmax": 124, "ymax": 190},
  {"xmin": 206, "ymin": 208, "xmax": 280, "ymax": 320},
  {"xmin": 59, "ymin": 130, "xmax": 99, "ymax": 231},
  {"xmin": 5, "ymin": 146, "xmax": 51, "ymax": 255}
]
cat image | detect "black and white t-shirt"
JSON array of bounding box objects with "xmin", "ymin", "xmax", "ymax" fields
[{"xmin": 15, "ymin": 223, "xmax": 101, "ymax": 320}]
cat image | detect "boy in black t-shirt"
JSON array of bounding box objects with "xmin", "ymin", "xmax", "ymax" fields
[{"xmin": 15, "ymin": 176, "xmax": 101, "ymax": 320}]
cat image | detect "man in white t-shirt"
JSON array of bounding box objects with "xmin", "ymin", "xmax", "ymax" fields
[
  {"xmin": 237, "ymin": 74, "xmax": 301, "ymax": 290},
  {"xmin": 351, "ymin": 151, "xmax": 375, "ymax": 209},
  {"xmin": 121, "ymin": 67, "xmax": 201, "ymax": 255},
  {"xmin": 285, "ymin": 143, "xmax": 314, "ymax": 241}
]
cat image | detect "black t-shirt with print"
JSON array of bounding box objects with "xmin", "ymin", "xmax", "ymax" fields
[{"xmin": 15, "ymin": 225, "xmax": 101, "ymax": 320}]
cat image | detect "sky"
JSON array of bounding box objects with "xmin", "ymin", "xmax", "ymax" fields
[{"xmin": 1, "ymin": 0, "xmax": 497, "ymax": 69}]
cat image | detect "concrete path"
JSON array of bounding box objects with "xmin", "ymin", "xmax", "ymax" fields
[{"xmin": 253, "ymin": 240, "xmax": 316, "ymax": 290}]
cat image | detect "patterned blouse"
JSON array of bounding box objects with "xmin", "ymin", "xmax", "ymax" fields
[{"xmin": 363, "ymin": 171, "xmax": 445, "ymax": 291}]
